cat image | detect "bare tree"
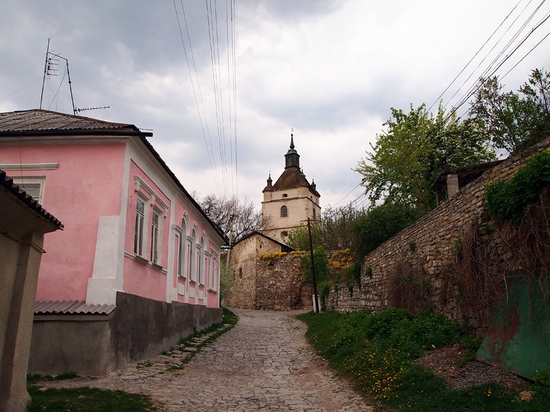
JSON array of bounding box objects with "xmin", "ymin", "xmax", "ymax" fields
[{"xmin": 198, "ymin": 195, "xmax": 262, "ymax": 244}]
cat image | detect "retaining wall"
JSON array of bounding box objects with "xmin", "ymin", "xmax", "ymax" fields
[{"xmin": 326, "ymin": 139, "xmax": 550, "ymax": 334}]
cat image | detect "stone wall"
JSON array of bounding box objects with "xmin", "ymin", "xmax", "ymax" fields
[
  {"xmin": 255, "ymin": 254, "xmax": 312, "ymax": 310},
  {"xmin": 326, "ymin": 138, "xmax": 550, "ymax": 334},
  {"xmin": 226, "ymin": 233, "xmax": 312, "ymax": 311}
]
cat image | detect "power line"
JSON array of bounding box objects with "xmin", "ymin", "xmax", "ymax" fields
[
  {"xmin": 428, "ymin": 0, "xmax": 525, "ymax": 112},
  {"xmin": 332, "ymin": 183, "xmax": 362, "ymax": 207},
  {"xmin": 172, "ymin": 0, "xmax": 221, "ymax": 194}
]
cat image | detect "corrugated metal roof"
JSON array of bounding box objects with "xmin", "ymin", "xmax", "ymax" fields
[
  {"xmin": 0, "ymin": 169, "xmax": 63, "ymax": 229},
  {"xmin": 0, "ymin": 109, "xmax": 142, "ymax": 134},
  {"xmin": 34, "ymin": 300, "xmax": 115, "ymax": 315}
]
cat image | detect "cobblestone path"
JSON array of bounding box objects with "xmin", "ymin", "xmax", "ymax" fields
[{"xmin": 41, "ymin": 309, "xmax": 374, "ymax": 411}]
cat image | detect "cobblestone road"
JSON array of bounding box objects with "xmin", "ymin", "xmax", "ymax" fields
[{"xmin": 42, "ymin": 309, "xmax": 374, "ymax": 411}]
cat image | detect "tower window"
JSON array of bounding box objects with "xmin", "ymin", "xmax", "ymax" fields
[
  {"xmin": 282, "ymin": 193, "xmax": 288, "ymax": 198},
  {"xmin": 281, "ymin": 205, "xmax": 288, "ymax": 217},
  {"xmin": 281, "ymin": 231, "xmax": 288, "ymax": 237}
]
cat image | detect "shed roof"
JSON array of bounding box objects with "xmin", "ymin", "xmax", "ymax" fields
[
  {"xmin": 34, "ymin": 300, "xmax": 115, "ymax": 315},
  {"xmin": 431, "ymin": 160, "xmax": 504, "ymax": 192}
]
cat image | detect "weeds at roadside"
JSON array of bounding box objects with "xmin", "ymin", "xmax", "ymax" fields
[
  {"xmin": 298, "ymin": 308, "xmax": 550, "ymax": 411},
  {"xmin": 27, "ymin": 386, "xmax": 159, "ymax": 412}
]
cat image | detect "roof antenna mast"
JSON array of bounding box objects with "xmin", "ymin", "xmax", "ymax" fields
[
  {"xmin": 39, "ymin": 38, "xmax": 50, "ymax": 110},
  {"xmin": 39, "ymin": 39, "xmax": 77, "ymax": 115}
]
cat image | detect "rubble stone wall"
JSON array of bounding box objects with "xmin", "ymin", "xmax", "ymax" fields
[
  {"xmin": 255, "ymin": 254, "xmax": 311, "ymax": 310},
  {"xmin": 326, "ymin": 138, "xmax": 550, "ymax": 333}
]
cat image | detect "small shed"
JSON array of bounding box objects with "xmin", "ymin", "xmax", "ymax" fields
[{"xmin": 0, "ymin": 170, "xmax": 62, "ymax": 412}]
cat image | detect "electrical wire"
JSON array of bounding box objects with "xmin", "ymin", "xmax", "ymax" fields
[
  {"xmin": 428, "ymin": 0, "xmax": 525, "ymax": 112},
  {"xmin": 0, "ymin": 77, "xmax": 43, "ymax": 101},
  {"xmin": 173, "ymin": 0, "xmax": 221, "ymax": 194},
  {"xmin": 397, "ymin": 1, "xmax": 550, "ymax": 170}
]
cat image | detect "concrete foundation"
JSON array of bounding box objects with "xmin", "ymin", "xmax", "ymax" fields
[{"xmin": 28, "ymin": 292, "xmax": 222, "ymax": 376}]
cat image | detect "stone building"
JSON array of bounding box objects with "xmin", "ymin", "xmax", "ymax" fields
[
  {"xmin": 262, "ymin": 134, "xmax": 321, "ymax": 244},
  {"xmin": 226, "ymin": 134, "xmax": 320, "ymax": 310}
]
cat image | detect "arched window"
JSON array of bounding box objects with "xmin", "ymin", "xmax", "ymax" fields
[
  {"xmin": 190, "ymin": 226, "xmax": 197, "ymax": 282},
  {"xmin": 177, "ymin": 213, "xmax": 188, "ymax": 277},
  {"xmin": 281, "ymin": 205, "xmax": 288, "ymax": 217}
]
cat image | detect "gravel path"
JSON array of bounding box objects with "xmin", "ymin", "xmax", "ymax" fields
[{"xmin": 40, "ymin": 309, "xmax": 374, "ymax": 411}]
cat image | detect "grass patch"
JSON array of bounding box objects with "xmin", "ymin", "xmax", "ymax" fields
[
  {"xmin": 27, "ymin": 386, "xmax": 159, "ymax": 412},
  {"xmin": 223, "ymin": 306, "xmax": 239, "ymax": 325},
  {"xmin": 298, "ymin": 308, "xmax": 550, "ymax": 411}
]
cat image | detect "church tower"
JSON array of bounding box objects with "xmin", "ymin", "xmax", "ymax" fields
[{"xmin": 262, "ymin": 134, "xmax": 321, "ymax": 244}]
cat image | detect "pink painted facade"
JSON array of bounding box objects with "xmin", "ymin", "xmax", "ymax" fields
[{"xmin": 0, "ymin": 110, "xmax": 225, "ymax": 309}]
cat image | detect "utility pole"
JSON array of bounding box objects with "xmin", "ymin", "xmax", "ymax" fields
[{"xmin": 307, "ymin": 218, "xmax": 320, "ymax": 313}]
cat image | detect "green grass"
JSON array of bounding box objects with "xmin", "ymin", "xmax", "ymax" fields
[
  {"xmin": 27, "ymin": 386, "xmax": 159, "ymax": 412},
  {"xmin": 298, "ymin": 308, "xmax": 550, "ymax": 411},
  {"xmin": 223, "ymin": 306, "xmax": 239, "ymax": 325}
]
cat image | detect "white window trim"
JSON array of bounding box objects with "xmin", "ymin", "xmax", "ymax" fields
[
  {"xmin": 173, "ymin": 224, "xmax": 186, "ymax": 278},
  {"xmin": 11, "ymin": 176, "xmax": 46, "ymax": 205},
  {"xmin": 134, "ymin": 195, "xmax": 148, "ymax": 258},
  {"xmin": 134, "ymin": 175, "xmax": 169, "ymax": 211},
  {"xmin": 150, "ymin": 207, "xmax": 162, "ymax": 265},
  {"xmin": 0, "ymin": 163, "xmax": 58, "ymax": 171},
  {"xmin": 133, "ymin": 175, "xmax": 169, "ymax": 267}
]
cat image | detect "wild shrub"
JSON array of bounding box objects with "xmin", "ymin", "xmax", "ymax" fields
[
  {"xmin": 485, "ymin": 150, "xmax": 550, "ymax": 225},
  {"xmin": 298, "ymin": 308, "xmax": 550, "ymax": 411}
]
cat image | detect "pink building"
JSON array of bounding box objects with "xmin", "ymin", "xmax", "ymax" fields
[{"xmin": 0, "ymin": 109, "xmax": 226, "ymax": 375}]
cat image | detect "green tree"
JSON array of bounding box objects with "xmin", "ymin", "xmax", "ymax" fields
[
  {"xmin": 352, "ymin": 201, "xmax": 420, "ymax": 259},
  {"xmin": 219, "ymin": 261, "xmax": 234, "ymax": 306},
  {"xmin": 286, "ymin": 221, "xmax": 322, "ymax": 251},
  {"xmin": 470, "ymin": 69, "xmax": 550, "ymax": 155},
  {"xmin": 286, "ymin": 205, "xmax": 367, "ymax": 252},
  {"xmin": 300, "ymin": 246, "xmax": 330, "ymax": 285},
  {"xmin": 355, "ymin": 104, "xmax": 496, "ymax": 213}
]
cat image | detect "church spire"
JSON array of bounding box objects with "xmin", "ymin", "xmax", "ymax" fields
[{"xmin": 284, "ymin": 132, "xmax": 300, "ymax": 169}]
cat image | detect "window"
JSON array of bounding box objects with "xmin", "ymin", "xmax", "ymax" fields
[
  {"xmin": 178, "ymin": 214, "xmax": 188, "ymax": 277},
  {"xmin": 282, "ymin": 193, "xmax": 288, "ymax": 198},
  {"xmin": 187, "ymin": 243, "xmax": 192, "ymax": 280},
  {"xmin": 190, "ymin": 227, "xmax": 197, "ymax": 282},
  {"xmin": 198, "ymin": 234, "xmax": 206, "ymax": 285},
  {"xmin": 281, "ymin": 205, "xmax": 288, "ymax": 217},
  {"xmin": 313, "ymin": 208, "xmax": 316, "ymax": 220},
  {"xmin": 281, "ymin": 231, "xmax": 288, "ymax": 237},
  {"xmin": 177, "ymin": 234, "xmax": 183, "ymax": 276},
  {"xmin": 134, "ymin": 199, "xmax": 145, "ymax": 256},
  {"xmin": 150, "ymin": 210, "xmax": 160, "ymax": 263},
  {"xmin": 11, "ymin": 177, "xmax": 45, "ymax": 204},
  {"xmin": 133, "ymin": 175, "xmax": 168, "ymax": 265}
]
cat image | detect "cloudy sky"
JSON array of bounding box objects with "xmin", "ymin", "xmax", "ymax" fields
[{"xmin": 2, "ymin": 0, "xmax": 549, "ymax": 210}]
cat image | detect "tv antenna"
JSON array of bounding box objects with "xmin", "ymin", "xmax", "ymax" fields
[{"xmin": 39, "ymin": 39, "xmax": 109, "ymax": 116}]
